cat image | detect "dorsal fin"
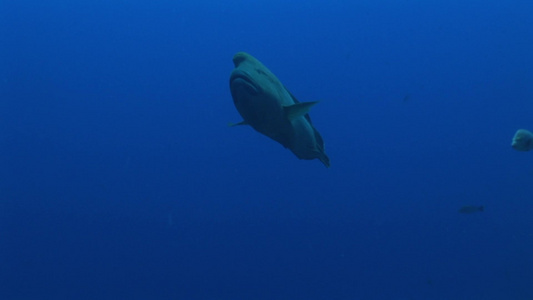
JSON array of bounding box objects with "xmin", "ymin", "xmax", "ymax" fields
[
  {"xmin": 283, "ymin": 101, "xmax": 319, "ymax": 121},
  {"xmin": 284, "ymin": 86, "xmax": 318, "ymax": 124}
]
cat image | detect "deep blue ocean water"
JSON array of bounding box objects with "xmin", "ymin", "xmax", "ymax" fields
[{"xmin": 1, "ymin": 1, "xmax": 533, "ymax": 299}]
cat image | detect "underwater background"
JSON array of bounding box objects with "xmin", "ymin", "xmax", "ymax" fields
[{"xmin": 1, "ymin": 0, "xmax": 533, "ymax": 299}]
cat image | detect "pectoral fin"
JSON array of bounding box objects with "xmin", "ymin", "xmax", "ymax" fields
[
  {"xmin": 228, "ymin": 120, "xmax": 248, "ymax": 127},
  {"xmin": 283, "ymin": 101, "xmax": 319, "ymax": 121}
]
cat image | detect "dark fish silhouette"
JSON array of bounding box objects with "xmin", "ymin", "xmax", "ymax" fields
[
  {"xmin": 229, "ymin": 52, "xmax": 329, "ymax": 167},
  {"xmin": 458, "ymin": 206, "xmax": 484, "ymax": 214}
]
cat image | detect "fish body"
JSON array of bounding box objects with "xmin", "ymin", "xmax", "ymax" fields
[
  {"xmin": 229, "ymin": 52, "xmax": 329, "ymax": 167},
  {"xmin": 511, "ymin": 129, "xmax": 533, "ymax": 151},
  {"xmin": 458, "ymin": 206, "xmax": 484, "ymax": 214}
]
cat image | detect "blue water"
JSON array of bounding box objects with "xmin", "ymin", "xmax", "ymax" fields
[{"xmin": 1, "ymin": 1, "xmax": 533, "ymax": 299}]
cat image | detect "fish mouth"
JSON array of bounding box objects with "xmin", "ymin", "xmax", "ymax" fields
[{"xmin": 230, "ymin": 70, "xmax": 261, "ymax": 95}]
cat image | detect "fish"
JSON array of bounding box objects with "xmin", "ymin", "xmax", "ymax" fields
[
  {"xmin": 458, "ymin": 206, "xmax": 484, "ymax": 214},
  {"xmin": 511, "ymin": 129, "xmax": 533, "ymax": 151},
  {"xmin": 229, "ymin": 52, "xmax": 330, "ymax": 167}
]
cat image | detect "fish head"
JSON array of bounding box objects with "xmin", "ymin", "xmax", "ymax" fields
[
  {"xmin": 230, "ymin": 52, "xmax": 285, "ymax": 103},
  {"xmin": 230, "ymin": 68, "xmax": 262, "ymax": 101},
  {"xmin": 230, "ymin": 52, "xmax": 286, "ymax": 122}
]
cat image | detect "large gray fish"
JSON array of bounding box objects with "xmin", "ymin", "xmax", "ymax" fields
[{"xmin": 229, "ymin": 52, "xmax": 330, "ymax": 167}]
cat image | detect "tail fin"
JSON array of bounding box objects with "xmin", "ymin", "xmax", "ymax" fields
[{"xmin": 318, "ymin": 152, "xmax": 330, "ymax": 168}]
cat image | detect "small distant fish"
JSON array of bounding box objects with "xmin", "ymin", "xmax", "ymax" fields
[
  {"xmin": 511, "ymin": 129, "xmax": 533, "ymax": 151},
  {"xmin": 458, "ymin": 206, "xmax": 484, "ymax": 214}
]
